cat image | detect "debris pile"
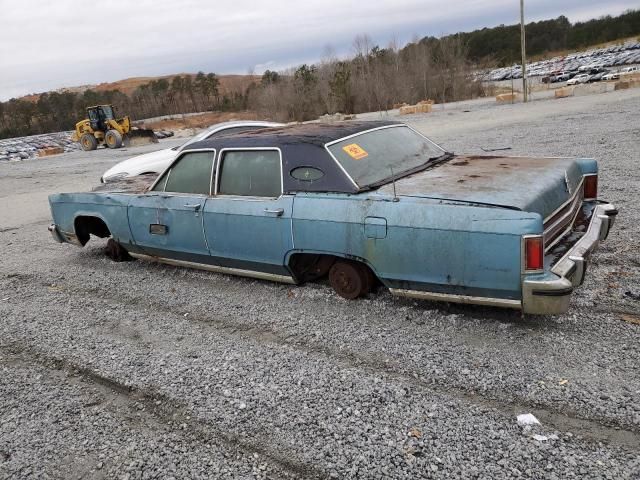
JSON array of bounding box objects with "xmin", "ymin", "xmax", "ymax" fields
[
  {"xmin": 0, "ymin": 132, "xmax": 79, "ymax": 162},
  {"xmin": 0, "ymin": 130, "xmax": 174, "ymax": 162}
]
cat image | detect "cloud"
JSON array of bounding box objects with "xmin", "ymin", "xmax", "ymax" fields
[{"xmin": 0, "ymin": 0, "xmax": 636, "ymax": 99}]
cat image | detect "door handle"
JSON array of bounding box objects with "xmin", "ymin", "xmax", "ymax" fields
[
  {"xmin": 184, "ymin": 203, "xmax": 201, "ymax": 210},
  {"xmin": 264, "ymin": 208, "xmax": 284, "ymax": 217}
]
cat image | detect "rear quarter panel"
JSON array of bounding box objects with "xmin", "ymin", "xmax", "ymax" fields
[
  {"xmin": 292, "ymin": 193, "xmax": 543, "ymax": 300},
  {"xmin": 49, "ymin": 192, "xmax": 134, "ymax": 244}
]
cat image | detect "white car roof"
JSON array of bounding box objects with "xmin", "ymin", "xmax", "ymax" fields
[{"xmin": 180, "ymin": 120, "xmax": 284, "ymax": 150}]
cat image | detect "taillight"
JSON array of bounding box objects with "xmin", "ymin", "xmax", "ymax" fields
[
  {"xmin": 524, "ymin": 236, "xmax": 544, "ymax": 271},
  {"xmin": 584, "ymin": 174, "xmax": 598, "ymax": 200}
]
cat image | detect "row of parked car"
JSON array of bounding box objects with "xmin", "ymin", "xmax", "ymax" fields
[
  {"xmin": 543, "ymin": 65, "xmax": 638, "ymax": 85},
  {"xmin": 481, "ymin": 40, "xmax": 640, "ymax": 82}
]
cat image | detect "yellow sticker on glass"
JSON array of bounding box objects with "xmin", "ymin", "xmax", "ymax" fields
[{"xmin": 342, "ymin": 143, "xmax": 369, "ymax": 160}]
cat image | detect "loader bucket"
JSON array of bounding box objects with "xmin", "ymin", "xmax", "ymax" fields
[{"xmin": 123, "ymin": 128, "xmax": 158, "ymax": 147}]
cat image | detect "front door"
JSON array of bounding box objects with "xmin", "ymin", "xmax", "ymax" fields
[
  {"xmin": 128, "ymin": 150, "xmax": 215, "ymax": 262},
  {"xmin": 203, "ymin": 148, "xmax": 293, "ymax": 277}
]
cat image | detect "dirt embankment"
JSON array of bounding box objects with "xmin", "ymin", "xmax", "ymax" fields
[{"xmin": 140, "ymin": 111, "xmax": 261, "ymax": 132}]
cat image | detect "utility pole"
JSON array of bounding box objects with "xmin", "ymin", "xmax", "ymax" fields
[{"xmin": 520, "ymin": 0, "xmax": 528, "ymax": 102}]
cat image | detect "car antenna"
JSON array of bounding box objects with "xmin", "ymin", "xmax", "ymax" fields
[{"xmin": 389, "ymin": 166, "xmax": 399, "ymax": 202}]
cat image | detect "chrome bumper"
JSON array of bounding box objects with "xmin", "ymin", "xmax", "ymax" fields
[
  {"xmin": 48, "ymin": 224, "xmax": 65, "ymax": 243},
  {"xmin": 48, "ymin": 224, "xmax": 82, "ymax": 246},
  {"xmin": 522, "ymin": 202, "xmax": 617, "ymax": 315}
]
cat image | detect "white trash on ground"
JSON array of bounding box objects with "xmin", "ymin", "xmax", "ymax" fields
[{"xmin": 517, "ymin": 413, "xmax": 541, "ymax": 426}]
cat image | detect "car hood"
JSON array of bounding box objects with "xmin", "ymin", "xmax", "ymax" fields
[
  {"xmin": 102, "ymin": 148, "xmax": 177, "ymax": 181},
  {"xmin": 378, "ymin": 154, "xmax": 584, "ymax": 220}
]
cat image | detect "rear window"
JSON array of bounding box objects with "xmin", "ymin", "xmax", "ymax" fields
[{"xmin": 327, "ymin": 126, "xmax": 444, "ymax": 188}]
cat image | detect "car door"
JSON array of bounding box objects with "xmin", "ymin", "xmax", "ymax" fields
[
  {"xmin": 202, "ymin": 148, "xmax": 294, "ymax": 278},
  {"xmin": 128, "ymin": 150, "xmax": 215, "ymax": 263}
]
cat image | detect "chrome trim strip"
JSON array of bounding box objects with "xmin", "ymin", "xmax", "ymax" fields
[
  {"xmin": 129, "ymin": 253, "xmax": 296, "ymax": 284},
  {"xmin": 544, "ymin": 199, "xmax": 583, "ymax": 252},
  {"xmin": 389, "ymin": 288, "xmax": 522, "ymax": 309},
  {"xmin": 214, "ymin": 147, "xmax": 284, "ymax": 198},
  {"xmin": 543, "ymin": 177, "xmax": 584, "ymax": 224}
]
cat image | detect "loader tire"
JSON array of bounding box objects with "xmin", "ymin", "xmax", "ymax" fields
[
  {"xmin": 80, "ymin": 134, "xmax": 98, "ymax": 151},
  {"xmin": 105, "ymin": 130, "xmax": 123, "ymax": 149}
]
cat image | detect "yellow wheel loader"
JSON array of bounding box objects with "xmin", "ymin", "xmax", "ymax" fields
[{"xmin": 71, "ymin": 105, "xmax": 158, "ymax": 151}]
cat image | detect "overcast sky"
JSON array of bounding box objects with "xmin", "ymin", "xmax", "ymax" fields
[{"xmin": 0, "ymin": 0, "xmax": 636, "ymax": 100}]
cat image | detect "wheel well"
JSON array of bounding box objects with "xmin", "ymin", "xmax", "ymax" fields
[
  {"xmin": 288, "ymin": 252, "xmax": 378, "ymax": 284},
  {"xmin": 288, "ymin": 253, "xmax": 336, "ymax": 283},
  {"xmin": 74, "ymin": 216, "xmax": 111, "ymax": 246}
]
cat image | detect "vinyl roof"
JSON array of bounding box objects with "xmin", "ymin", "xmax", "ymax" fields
[{"xmin": 190, "ymin": 120, "xmax": 402, "ymax": 149}]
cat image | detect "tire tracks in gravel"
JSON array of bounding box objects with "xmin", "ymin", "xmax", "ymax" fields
[
  {"xmin": 2, "ymin": 272, "xmax": 639, "ymax": 451},
  {"xmin": 0, "ymin": 344, "xmax": 328, "ymax": 480}
]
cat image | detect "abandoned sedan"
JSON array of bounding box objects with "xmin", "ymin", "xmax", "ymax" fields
[{"xmin": 48, "ymin": 121, "xmax": 617, "ymax": 315}]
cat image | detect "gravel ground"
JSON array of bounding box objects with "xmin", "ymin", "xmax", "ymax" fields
[{"xmin": 1, "ymin": 89, "xmax": 639, "ymax": 479}]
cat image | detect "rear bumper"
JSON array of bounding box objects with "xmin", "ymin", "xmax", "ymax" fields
[
  {"xmin": 522, "ymin": 202, "xmax": 617, "ymax": 315},
  {"xmin": 48, "ymin": 224, "xmax": 82, "ymax": 246},
  {"xmin": 48, "ymin": 224, "xmax": 65, "ymax": 243}
]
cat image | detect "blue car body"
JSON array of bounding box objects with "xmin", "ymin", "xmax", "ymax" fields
[{"xmin": 48, "ymin": 121, "xmax": 617, "ymax": 315}]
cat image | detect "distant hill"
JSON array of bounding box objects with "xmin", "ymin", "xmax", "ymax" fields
[
  {"xmin": 20, "ymin": 74, "xmax": 257, "ymax": 102},
  {"xmin": 90, "ymin": 74, "xmax": 256, "ymax": 96}
]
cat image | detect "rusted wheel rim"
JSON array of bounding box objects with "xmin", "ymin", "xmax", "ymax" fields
[
  {"xmin": 329, "ymin": 261, "xmax": 364, "ymax": 299},
  {"xmin": 82, "ymin": 137, "xmax": 91, "ymax": 148}
]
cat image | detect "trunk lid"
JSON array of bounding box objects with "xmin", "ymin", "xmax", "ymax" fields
[{"xmin": 379, "ymin": 154, "xmax": 584, "ymax": 220}]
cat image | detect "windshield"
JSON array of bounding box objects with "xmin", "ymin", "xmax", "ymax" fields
[
  {"xmin": 327, "ymin": 125, "xmax": 445, "ymax": 187},
  {"xmin": 100, "ymin": 105, "xmax": 114, "ymax": 120}
]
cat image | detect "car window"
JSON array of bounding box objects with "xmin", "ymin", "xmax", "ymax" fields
[
  {"xmin": 205, "ymin": 125, "xmax": 266, "ymax": 139},
  {"xmin": 152, "ymin": 151, "xmax": 215, "ymax": 195},
  {"xmin": 217, "ymin": 150, "xmax": 281, "ymax": 197},
  {"xmin": 327, "ymin": 125, "xmax": 445, "ymax": 188},
  {"xmin": 290, "ymin": 166, "xmax": 324, "ymax": 182}
]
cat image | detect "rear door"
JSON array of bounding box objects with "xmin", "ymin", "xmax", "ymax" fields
[
  {"xmin": 202, "ymin": 148, "xmax": 294, "ymax": 277},
  {"xmin": 128, "ymin": 150, "xmax": 215, "ymax": 262}
]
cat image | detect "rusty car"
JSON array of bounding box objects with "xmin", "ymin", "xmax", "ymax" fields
[{"xmin": 48, "ymin": 121, "xmax": 617, "ymax": 315}]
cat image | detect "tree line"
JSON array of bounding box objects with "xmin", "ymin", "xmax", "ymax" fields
[
  {"xmin": 247, "ymin": 35, "xmax": 482, "ymax": 122},
  {"xmin": 444, "ymin": 9, "xmax": 640, "ymax": 66}
]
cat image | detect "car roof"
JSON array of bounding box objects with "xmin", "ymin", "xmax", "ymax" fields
[
  {"xmin": 203, "ymin": 120, "xmax": 285, "ymax": 133},
  {"xmin": 185, "ymin": 120, "xmax": 403, "ymax": 194},
  {"xmin": 182, "ymin": 120, "xmax": 285, "ymax": 148},
  {"xmin": 191, "ymin": 120, "xmax": 401, "ymax": 148}
]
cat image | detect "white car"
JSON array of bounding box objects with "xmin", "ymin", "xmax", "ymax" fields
[
  {"xmin": 602, "ymin": 72, "xmax": 620, "ymax": 81},
  {"xmin": 566, "ymin": 74, "xmax": 590, "ymax": 85},
  {"xmin": 100, "ymin": 121, "xmax": 284, "ymax": 183}
]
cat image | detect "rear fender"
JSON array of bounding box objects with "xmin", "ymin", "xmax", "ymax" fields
[{"xmin": 49, "ymin": 193, "xmax": 134, "ymax": 246}]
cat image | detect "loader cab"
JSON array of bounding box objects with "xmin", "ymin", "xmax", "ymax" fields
[{"xmin": 87, "ymin": 105, "xmax": 115, "ymax": 132}]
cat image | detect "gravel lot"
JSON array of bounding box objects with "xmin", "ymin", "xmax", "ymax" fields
[{"xmin": 1, "ymin": 89, "xmax": 639, "ymax": 479}]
